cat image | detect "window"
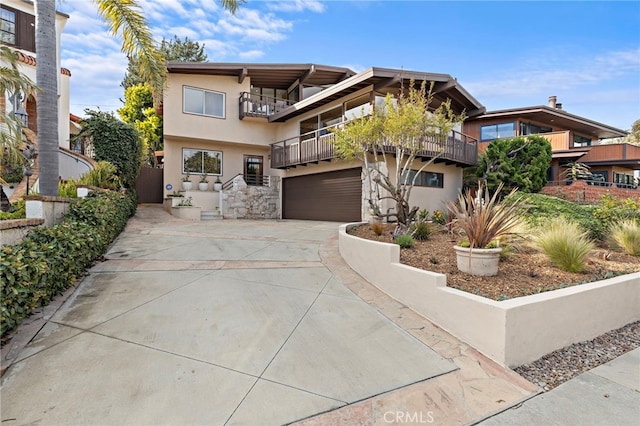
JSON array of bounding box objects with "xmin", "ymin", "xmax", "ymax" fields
[
  {"xmin": 345, "ymin": 94, "xmax": 371, "ymax": 120},
  {"xmin": 183, "ymin": 86, "xmax": 225, "ymax": 118},
  {"xmin": 573, "ymin": 134, "xmax": 592, "ymax": 147},
  {"xmin": 1, "ymin": 5, "xmax": 35, "ymax": 52},
  {"xmin": 1, "ymin": 7, "xmax": 15, "ymax": 45},
  {"xmin": 182, "ymin": 148, "xmax": 222, "ymax": 175},
  {"xmin": 520, "ymin": 122, "xmax": 552, "ymax": 135},
  {"xmin": 402, "ymin": 170, "xmax": 444, "ymax": 188},
  {"xmin": 480, "ymin": 122, "xmax": 516, "ymax": 141}
]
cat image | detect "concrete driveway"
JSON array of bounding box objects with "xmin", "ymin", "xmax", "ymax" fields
[{"xmin": 1, "ymin": 206, "xmax": 460, "ymax": 425}]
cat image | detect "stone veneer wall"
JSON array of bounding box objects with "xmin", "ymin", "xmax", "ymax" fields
[{"xmin": 222, "ymin": 176, "xmax": 281, "ymax": 219}]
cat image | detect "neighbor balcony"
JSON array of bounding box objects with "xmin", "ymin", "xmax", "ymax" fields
[{"xmin": 270, "ymin": 124, "xmax": 478, "ymax": 169}]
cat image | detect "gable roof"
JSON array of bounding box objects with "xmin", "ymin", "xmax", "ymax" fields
[
  {"xmin": 469, "ymin": 105, "xmax": 627, "ymax": 139},
  {"xmin": 166, "ymin": 62, "xmax": 485, "ymax": 122}
]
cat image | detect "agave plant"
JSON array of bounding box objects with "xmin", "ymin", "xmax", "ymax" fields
[{"xmin": 447, "ymin": 181, "xmax": 525, "ymax": 249}]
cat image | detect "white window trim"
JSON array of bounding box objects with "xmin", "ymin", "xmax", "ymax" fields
[{"xmin": 183, "ymin": 85, "xmax": 226, "ymax": 119}]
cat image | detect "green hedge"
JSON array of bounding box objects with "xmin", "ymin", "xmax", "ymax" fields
[{"xmin": 0, "ymin": 190, "xmax": 137, "ymax": 336}]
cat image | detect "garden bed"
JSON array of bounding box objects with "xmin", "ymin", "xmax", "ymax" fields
[{"xmin": 349, "ymin": 223, "xmax": 639, "ymax": 300}]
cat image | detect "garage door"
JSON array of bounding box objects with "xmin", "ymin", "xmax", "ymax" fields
[{"xmin": 283, "ymin": 168, "xmax": 362, "ymax": 222}]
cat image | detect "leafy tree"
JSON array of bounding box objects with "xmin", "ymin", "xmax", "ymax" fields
[
  {"xmin": 333, "ymin": 80, "xmax": 465, "ymax": 228},
  {"xmin": 117, "ymin": 83, "xmax": 162, "ymax": 163},
  {"xmin": 122, "ymin": 35, "xmax": 209, "ymax": 89},
  {"xmin": 474, "ymin": 135, "xmax": 553, "ymax": 195},
  {"xmin": 74, "ymin": 109, "xmax": 142, "ymax": 188},
  {"xmin": 33, "ymin": 0, "xmax": 241, "ymax": 196}
]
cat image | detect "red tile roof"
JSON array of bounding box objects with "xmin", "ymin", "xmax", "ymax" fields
[{"xmin": 16, "ymin": 51, "xmax": 71, "ymax": 76}]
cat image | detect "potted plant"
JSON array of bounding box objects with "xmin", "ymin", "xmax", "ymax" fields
[
  {"xmin": 199, "ymin": 174, "xmax": 209, "ymax": 191},
  {"xmin": 447, "ymin": 181, "xmax": 524, "ymax": 276},
  {"xmin": 213, "ymin": 176, "xmax": 223, "ymax": 191},
  {"xmin": 182, "ymin": 172, "xmax": 192, "ymax": 191}
]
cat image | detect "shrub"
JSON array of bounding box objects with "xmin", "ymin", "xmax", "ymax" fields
[
  {"xmin": 431, "ymin": 210, "xmax": 445, "ymax": 225},
  {"xmin": 395, "ymin": 233, "xmax": 414, "ymax": 248},
  {"xmin": 411, "ymin": 221, "xmax": 431, "ymax": 241},
  {"xmin": 0, "ymin": 190, "xmax": 137, "ymax": 336},
  {"xmin": 0, "ymin": 200, "xmax": 25, "ymax": 220},
  {"xmin": 78, "ymin": 161, "xmax": 122, "ymax": 190},
  {"xmin": 534, "ymin": 218, "xmax": 595, "ymax": 273},
  {"xmin": 58, "ymin": 179, "xmax": 78, "ymax": 198},
  {"xmin": 609, "ymin": 220, "xmax": 640, "ymax": 256},
  {"xmin": 370, "ymin": 223, "xmax": 384, "ymax": 236}
]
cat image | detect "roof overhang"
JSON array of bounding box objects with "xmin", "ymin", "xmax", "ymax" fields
[
  {"xmin": 552, "ymin": 151, "xmax": 588, "ymax": 159},
  {"xmin": 166, "ymin": 62, "xmax": 356, "ymax": 90},
  {"xmin": 269, "ymin": 66, "xmax": 485, "ymax": 122},
  {"xmin": 468, "ymin": 106, "xmax": 627, "ymax": 139}
]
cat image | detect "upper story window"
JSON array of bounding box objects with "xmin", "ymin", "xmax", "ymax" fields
[
  {"xmin": 480, "ymin": 122, "xmax": 516, "ymax": 141},
  {"xmin": 1, "ymin": 5, "xmax": 35, "ymax": 52},
  {"xmin": 1, "ymin": 7, "xmax": 15, "ymax": 44},
  {"xmin": 520, "ymin": 122, "xmax": 552, "ymax": 135},
  {"xmin": 573, "ymin": 134, "xmax": 592, "ymax": 147},
  {"xmin": 183, "ymin": 86, "xmax": 225, "ymax": 118}
]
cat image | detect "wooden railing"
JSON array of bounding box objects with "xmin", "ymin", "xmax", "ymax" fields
[
  {"xmin": 238, "ymin": 92, "xmax": 293, "ymax": 119},
  {"xmin": 270, "ymin": 124, "xmax": 478, "ymax": 169},
  {"xmin": 539, "ymin": 131, "xmax": 571, "ymax": 151}
]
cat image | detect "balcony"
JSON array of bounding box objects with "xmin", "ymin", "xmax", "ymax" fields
[
  {"xmin": 239, "ymin": 92, "xmax": 293, "ymax": 119},
  {"xmin": 270, "ymin": 124, "xmax": 478, "ymax": 169}
]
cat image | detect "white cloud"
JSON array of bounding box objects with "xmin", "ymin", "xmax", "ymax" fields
[
  {"xmin": 238, "ymin": 49, "xmax": 265, "ymax": 60},
  {"xmin": 466, "ymin": 48, "xmax": 640, "ymax": 99},
  {"xmin": 265, "ymin": 0, "xmax": 326, "ymax": 13}
]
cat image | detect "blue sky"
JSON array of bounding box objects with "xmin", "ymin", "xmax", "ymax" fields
[{"xmin": 59, "ymin": 0, "xmax": 640, "ymax": 131}]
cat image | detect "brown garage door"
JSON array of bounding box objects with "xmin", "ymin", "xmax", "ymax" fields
[{"xmin": 283, "ymin": 168, "xmax": 362, "ymax": 222}]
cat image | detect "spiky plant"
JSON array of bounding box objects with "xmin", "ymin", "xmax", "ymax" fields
[
  {"xmin": 609, "ymin": 220, "xmax": 640, "ymax": 256},
  {"xmin": 534, "ymin": 218, "xmax": 595, "ymax": 272},
  {"xmin": 447, "ymin": 181, "xmax": 525, "ymax": 249}
]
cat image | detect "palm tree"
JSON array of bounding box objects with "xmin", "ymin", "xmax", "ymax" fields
[
  {"xmin": 0, "ymin": 45, "xmax": 39, "ymax": 178},
  {"xmin": 34, "ymin": 0, "xmax": 242, "ymax": 196}
]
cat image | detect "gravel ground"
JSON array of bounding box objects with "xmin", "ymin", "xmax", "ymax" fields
[{"xmin": 514, "ymin": 321, "xmax": 640, "ymax": 391}]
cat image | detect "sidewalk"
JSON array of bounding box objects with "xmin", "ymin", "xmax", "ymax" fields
[{"xmin": 475, "ymin": 347, "xmax": 640, "ymax": 426}]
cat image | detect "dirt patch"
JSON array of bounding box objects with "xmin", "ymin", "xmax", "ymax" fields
[{"xmin": 349, "ymin": 223, "xmax": 640, "ymax": 300}]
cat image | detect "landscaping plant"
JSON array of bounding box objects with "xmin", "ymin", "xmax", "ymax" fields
[
  {"xmin": 395, "ymin": 233, "xmax": 415, "ymax": 248},
  {"xmin": 609, "ymin": 220, "xmax": 640, "ymax": 256},
  {"xmin": 0, "ymin": 190, "xmax": 137, "ymax": 336},
  {"xmin": 447, "ymin": 181, "xmax": 525, "ymax": 249},
  {"xmin": 534, "ymin": 218, "xmax": 595, "ymax": 273}
]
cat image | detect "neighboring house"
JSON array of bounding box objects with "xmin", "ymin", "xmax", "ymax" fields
[
  {"xmin": 1, "ymin": 0, "xmax": 71, "ymax": 150},
  {"xmin": 464, "ymin": 96, "xmax": 637, "ymax": 189},
  {"xmin": 164, "ymin": 62, "xmax": 485, "ymax": 221}
]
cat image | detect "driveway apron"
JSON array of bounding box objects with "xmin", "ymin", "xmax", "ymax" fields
[{"xmin": 1, "ymin": 206, "xmax": 456, "ymax": 425}]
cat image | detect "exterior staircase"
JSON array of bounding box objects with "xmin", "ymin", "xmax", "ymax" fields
[{"xmin": 201, "ymin": 210, "xmax": 223, "ymax": 220}]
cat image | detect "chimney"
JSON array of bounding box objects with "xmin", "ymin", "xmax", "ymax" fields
[
  {"xmin": 556, "ymin": 103, "xmax": 562, "ymax": 110},
  {"xmin": 548, "ymin": 96, "xmax": 557, "ymax": 108}
]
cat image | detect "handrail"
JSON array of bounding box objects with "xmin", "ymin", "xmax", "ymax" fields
[
  {"xmin": 222, "ymin": 173, "xmax": 242, "ymax": 190},
  {"xmin": 270, "ymin": 120, "xmax": 478, "ymax": 169},
  {"xmin": 239, "ymin": 92, "xmax": 293, "ymax": 119}
]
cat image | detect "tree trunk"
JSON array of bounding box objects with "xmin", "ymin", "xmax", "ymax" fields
[{"xmin": 35, "ymin": 0, "xmax": 59, "ymax": 196}]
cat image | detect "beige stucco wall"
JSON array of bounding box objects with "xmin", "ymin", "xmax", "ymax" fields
[
  {"xmin": 339, "ymin": 225, "xmax": 640, "ymax": 367},
  {"xmin": 164, "ymin": 74, "xmax": 282, "ymax": 146},
  {"xmin": 163, "ymin": 136, "xmax": 279, "ymax": 196}
]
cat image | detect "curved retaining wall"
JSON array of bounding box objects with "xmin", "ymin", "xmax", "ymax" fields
[{"xmin": 339, "ymin": 223, "xmax": 640, "ymax": 367}]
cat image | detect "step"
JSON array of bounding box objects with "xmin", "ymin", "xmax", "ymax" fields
[{"xmin": 201, "ymin": 210, "xmax": 223, "ymax": 220}]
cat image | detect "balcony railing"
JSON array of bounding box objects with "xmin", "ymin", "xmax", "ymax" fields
[
  {"xmin": 239, "ymin": 92, "xmax": 293, "ymax": 119},
  {"xmin": 270, "ymin": 124, "xmax": 478, "ymax": 169}
]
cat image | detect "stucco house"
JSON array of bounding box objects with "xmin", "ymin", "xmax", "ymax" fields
[
  {"xmin": 1, "ymin": 0, "xmax": 92, "ymax": 199},
  {"xmin": 463, "ymin": 96, "xmax": 637, "ymax": 189},
  {"xmin": 163, "ymin": 62, "xmax": 485, "ymax": 221}
]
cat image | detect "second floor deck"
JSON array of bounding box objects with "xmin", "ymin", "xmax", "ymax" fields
[{"xmin": 271, "ymin": 125, "xmax": 478, "ymax": 169}]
